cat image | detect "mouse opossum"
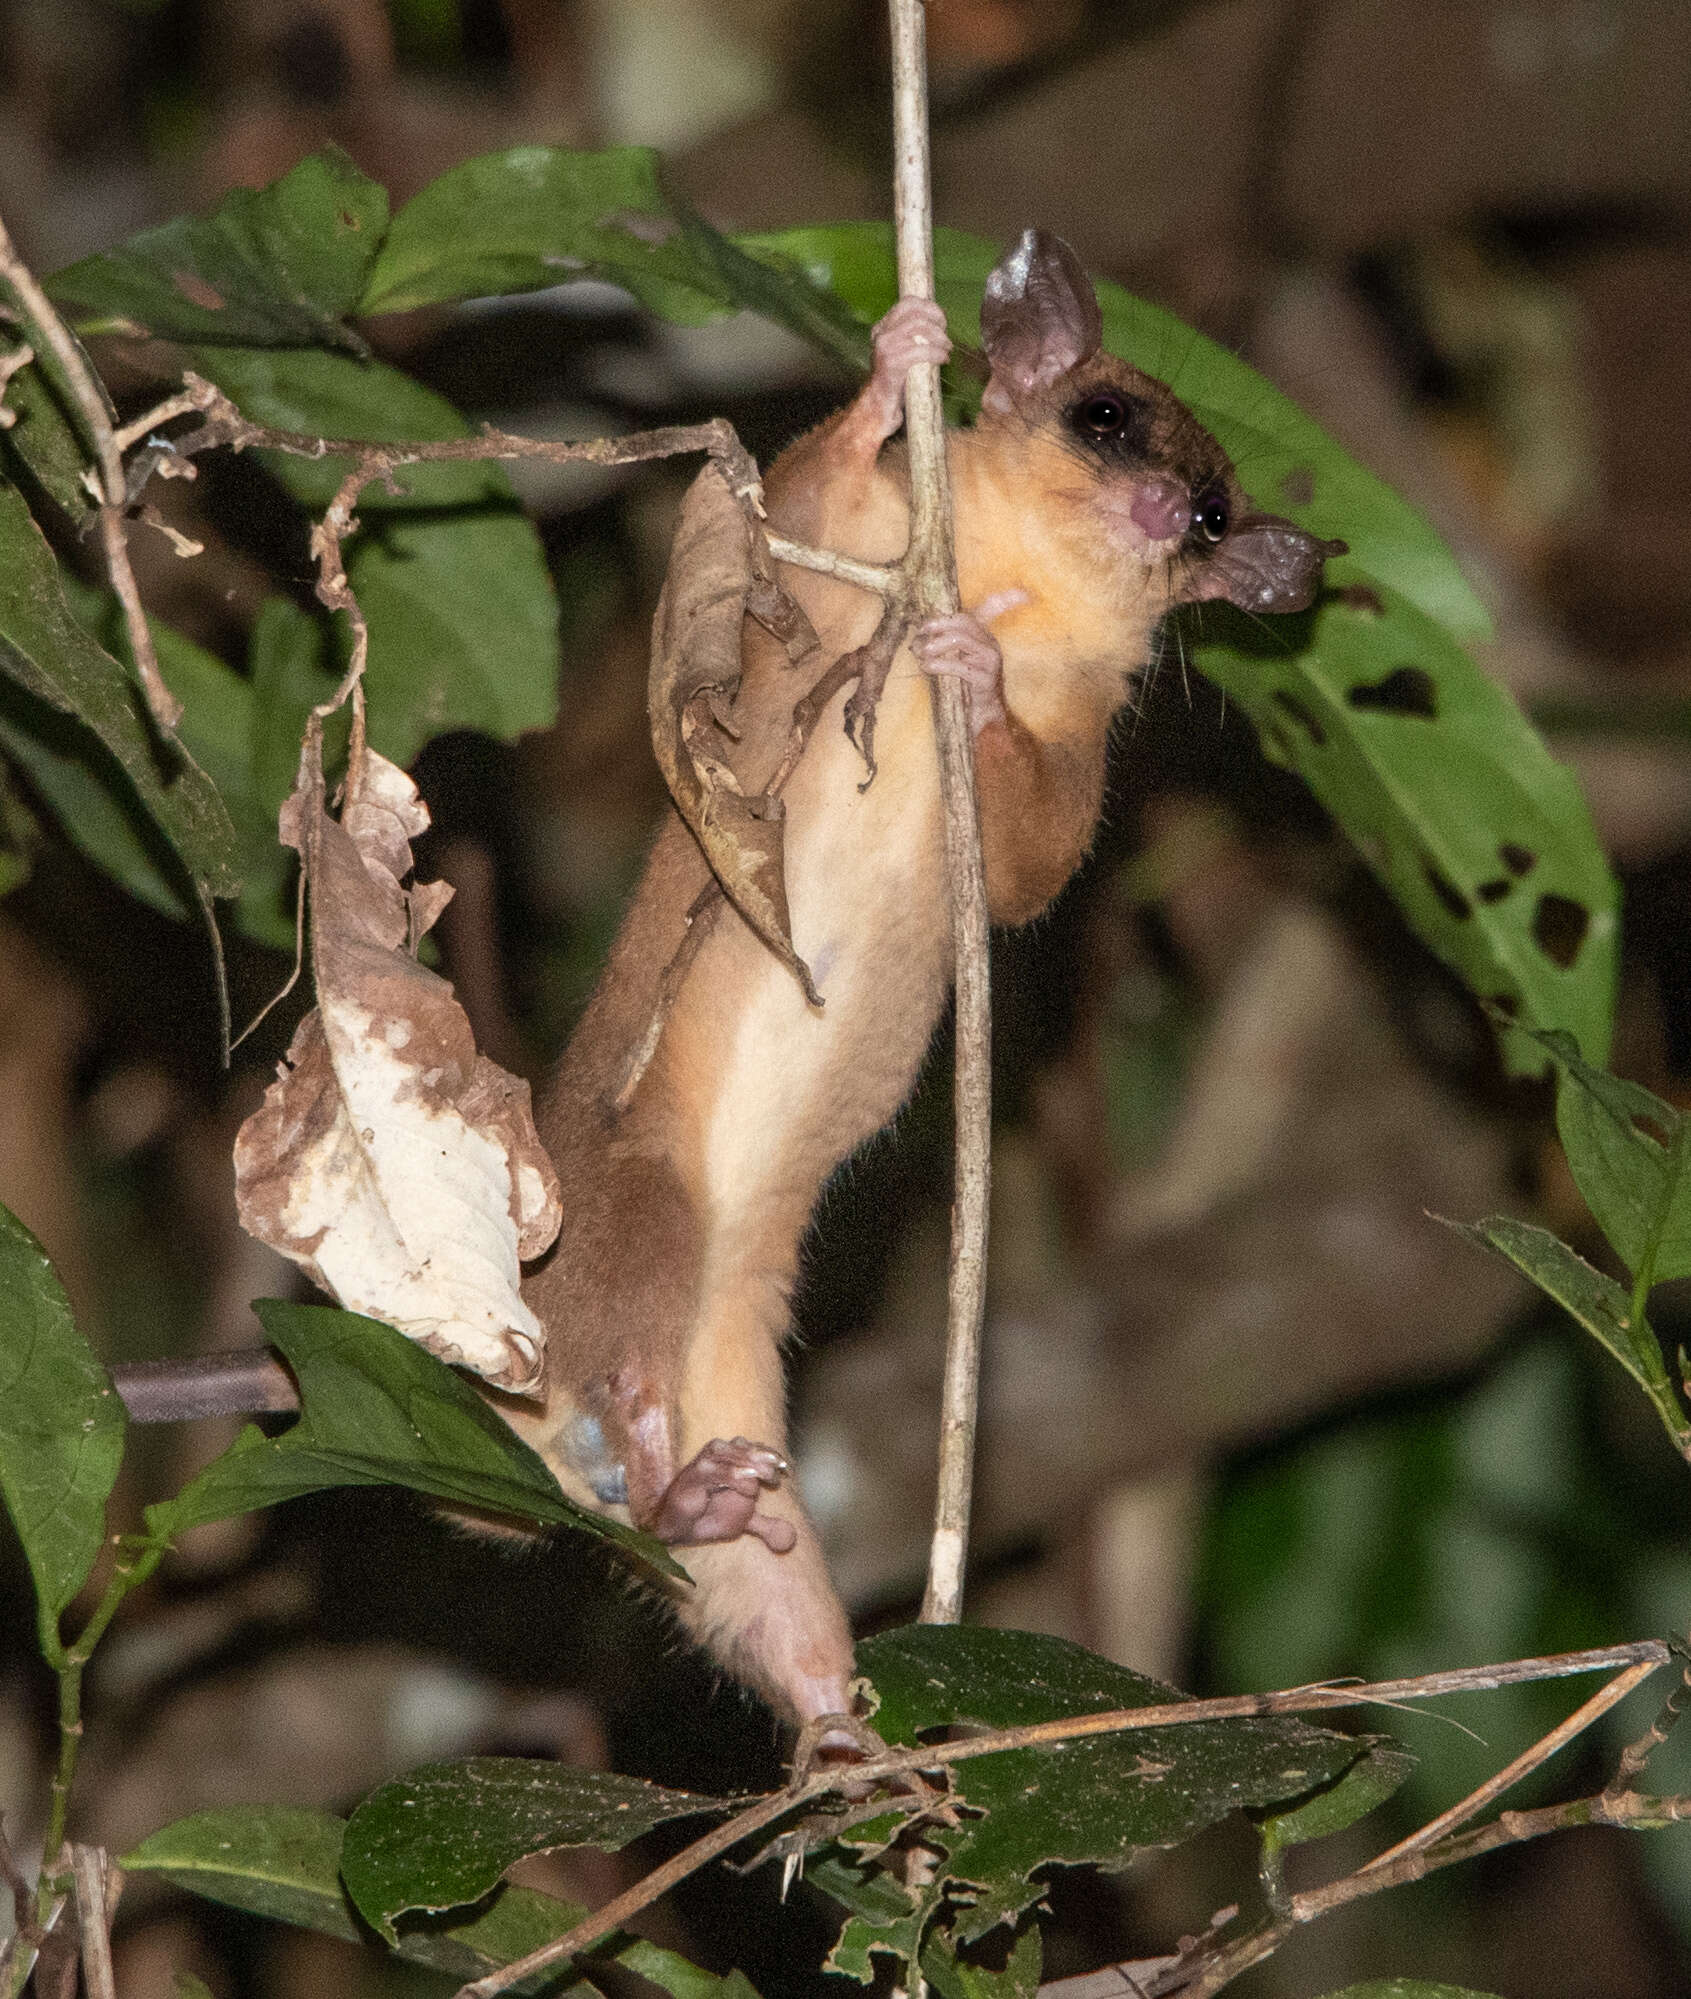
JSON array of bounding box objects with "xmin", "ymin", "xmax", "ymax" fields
[{"xmin": 501, "ymin": 230, "xmax": 1341, "ymax": 1735}]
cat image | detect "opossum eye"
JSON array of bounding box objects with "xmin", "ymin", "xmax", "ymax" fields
[
  {"xmin": 1078, "ymin": 393, "xmax": 1127, "ymax": 434},
  {"xmin": 1193, "ymin": 487, "xmax": 1231, "ymax": 543}
]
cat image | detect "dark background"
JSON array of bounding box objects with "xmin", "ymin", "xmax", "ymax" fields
[{"xmin": 3, "ymin": 3, "xmax": 1691, "ymax": 1994}]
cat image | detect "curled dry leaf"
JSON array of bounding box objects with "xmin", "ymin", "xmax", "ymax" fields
[
  {"xmin": 650, "ymin": 462, "xmax": 821, "ymax": 1003},
  {"xmin": 233, "ymin": 727, "xmax": 561, "ymax": 1394}
]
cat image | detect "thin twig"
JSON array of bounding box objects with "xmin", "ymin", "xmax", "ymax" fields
[
  {"xmin": 1329, "ymin": 1658, "xmax": 1659, "ymax": 1891},
  {"xmin": 764, "ymin": 533, "xmax": 900, "ymax": 596},
  {"xmin": 450, "ymin": 1772, "xmax": 848, "ymax": 1999},
  {"xmin": 111, "ymin": 389, "xmax": 205, "ymax": 455},
  {"xmin": 161, "ymin": 377, "xmax": 876, "ymax": 728},
  {"xmin": 172, "ymin": 378, "xmax": 776, "ymax": 548},
  {"xmin": 612, "ymin": 883, "xmax": 725, "ymax": 1110},
  {"xmin": 0, "ymin": 1818, "xmax": 31, "ymax": 1929},
  {"xmin": 1604, "ymin": 1645, "xmax": 1691, "ymax": 1797},
  {"xmin": 0, "ymin": 208, "xmax": 181, "ymax": 729},
  {"xmin": 888, "ymin": 0, "xmax": 993, "ymax": 1633},
  {"xmin": 9, "ymin": 1885, "xmax": 70, "ymax": 1999},
  {"xmin": 1287, "ymin": 1787, "xmax": 1691, "ymax": 1927},
  {"xmin": 870, "ymin": 1641, "xmax": 1672, "ymax": 1774},
  {"xmin": 70, "ymin": 1847, "xmax": 118, "ymax": 1999},
  {"xmin": 437, "ymin": 1642, "xmax": 1672, "ymax": 1999}
]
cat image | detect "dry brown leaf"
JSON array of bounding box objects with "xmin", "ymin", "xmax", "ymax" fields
[
  {"xmin": 649, "ymin": 461, "xmax": 821, "ymax": 1004},
  {"xmin": 233, "ymin": 728, "xmax": 560, "ymax": 1394}
]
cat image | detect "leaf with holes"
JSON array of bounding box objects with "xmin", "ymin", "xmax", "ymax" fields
[
  {"xmin": 812, "ymin": 1849, "xmax": 929, "ymax": 1986},
  {"xmin": 1190, "ymin": 573, "xmax": 1615, "ymax": 1072},
  {"xmin": 143, "ymin": 1301, "xmax": 675, "ymax": 1573},
  {"xmin": 122, "ymin": 1806, "xmax": 751, "ymax": 1997},
  {"xmin": 1518, "ymin": 1027, "xmax": 1691, "ymax": 1287},
  {"xmin": 49, "ymin": 150, "xmax": 387, "ymax": 351},
  {"xmin": 921, "ymin": 1918, "xmax": 1042, "ymax": 1999},
  {"xmin": 0, "ymin": 1204, "xmax": 126, "ymax": 1659},
  {"xmin": 341, "ymin": 1758, "xmax": 727, "ymax": 1942},
  {"xmin": 831, "ymin": 1626, "xmax": 1391, "ymax": 1967}
]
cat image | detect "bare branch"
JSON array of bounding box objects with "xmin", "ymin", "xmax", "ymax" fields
[
  {"xmin": 612, "ymin": 883, "xmax": 725, "ymax": 1110},
  {"xmin": 171, "ymin": 376, "xmax": 777, "ymax": 543},
  {"xmin": 1325, "ymin": 1657, "xmax": 1658, "ymax": 1894},
  {"xmin": 450, "ymin": 1772, "xmax": 848, "ymax": 1999},
  {"xmin": 433, "ymin": 1641, "xmax": 1671, "ymax": 1999},
  {"xmin": 763, "ymin": 534, "xmax": 900, "ymax": 597},
  {"xmin": 70, "ymin": 1847, "xmax": 119, "ymax": 1999},
  {"xmin": 111, "ymin": 388, "xmax": 206, "ymax": 455},
  {"xmin": 113, "ymin": 1349, "xmax": 299, "ymax": 1422},
  {"xmin": 888, "ymin": 0, "xmax": 993, "ymax": 1634},
  {"xmin": 0, "ymin": 209, "xmax": 182, "ymax": 730},
  {"xmin": 1605, "ymin": 1645, "xmax": 1691, "ymax": 1797},
  {"xmin": 885, "ymin": 1640, "xmax": 1673, "ymax": 1773}
]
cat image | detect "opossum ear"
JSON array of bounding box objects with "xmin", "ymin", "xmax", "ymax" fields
[
  {"xmin": 981, "ymin": 229, "xmax": 1103, "ymax": 409},
  {"xmin": 1194, "ymin": 514, "xmax": 1349, "ymax": 614}
]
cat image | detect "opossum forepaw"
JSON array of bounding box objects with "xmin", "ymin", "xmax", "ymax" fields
[
  {"xmin": 652, "ymin": 1436, "xmax": 796, "ymax": 1550},
  {"xmin": 912, "ymin": 611, "xmax": 1008, "ymax": 733},
  {"xmin": 871, "ymin": 298, "xmax": 952, "ymax": 386}
]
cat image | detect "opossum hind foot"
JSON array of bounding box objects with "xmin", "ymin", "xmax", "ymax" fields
[{"xmin": 653, "ymin": 1436, "xmax": 797, "ymax": 1552}]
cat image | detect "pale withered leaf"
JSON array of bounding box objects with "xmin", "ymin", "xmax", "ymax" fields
[
  {"xmin": 233, "ymin": 732, "xmax": 561, "ymax": 1394},
  {"xmin": 650, "ymin": 462, "xmax": 820, "ymax": 1004}
]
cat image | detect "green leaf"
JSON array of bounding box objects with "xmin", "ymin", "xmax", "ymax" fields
[
  {"xmin": 1254, "ymin": 1741, "xmax": 1416, "ymax": 1847},
  {"xmin": 361, "ymin": 145, "xmax": 732, "ymax": 323},
  {"xmin": 341, "ymin": 1758, "xmax": 725, "ymax": 1942},
  {"xmin": 171, "ymin": 1974, "xmax": 216, "ymax": 1999},
  {"xmin": 143, "ymin": 1301, "xmax": 677, "ymax": 1575},
  {"xmin": 1314, "ymin": 1986, "xmax": 1506, "ymax": 1999},
  {"xmin": 123, "ymin": 1807, "xmax": 752, "ymax": 1997},
  {"xmin": 0, "ymin": 1202, "xmax": 126, "ymax": 1656},
  {"xmin": 811, "ymin": 1849, "xmax": 926, "ymax": 1985},
  {"xmin": 1190, "ymin": 578, "xmax": 1616, "ymax": 1072},
  {"xmin": 745, "ymin": 223, "xmax": 1491, "ymax": 642},
  {"xmin": 1515, "ymin": 1026, "xmax": 1691, "ymax": 1287},
  {"xmin": 615, "ymin": 1946, "xmax": 762, "ymax": 1999},
  {"xmin": 190, "ymin": 345, "xmax": 560, "ymax": 768},
  {"xmin": 122, "ymin": 1808, "xmax": 361, "ymax": 1942},
  {"xmin": 56, "ymin": 581, "xmax": 302, "ymax": 942},
  {"xmin": 0, "ymin": 480, "xmax": 240, "ymax": 901},
  {"xmin": 848, "ymin": 1626, "xmax": 1392, "ymax": 1951},
  {"xmin": 49, "ymin": 151, "xmax": 388, "ymax": 352},
  {"xmin": 674, "ymin": 212, "xmax": 870, "ymax": 373},
  {"xmin": 0, "ymin": 679, "xmax": 191, "ymax": 918},
  {"xmin": 1451, "ymin": 1217, "xmax": 1689, "ymax": 1454},
  {"xmin": 249, "ymin": 594, "xmax": 337, "ymax": 817},
  {"xmin": 0, "ymin": 354, "xmax": 97, "ymax": 526},
  {"xmin": 920, "ymin": 1919, "xmax": 1042, "ymax": 1999},
  {"xmin": 155, "ymin": 620, "xmax": 295, "ymax": 947}
]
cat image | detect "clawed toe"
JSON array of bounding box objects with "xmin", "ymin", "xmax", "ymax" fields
[{"xmin": 651, "ymin": 1435, "xmax": 795, "ymax": 1548}]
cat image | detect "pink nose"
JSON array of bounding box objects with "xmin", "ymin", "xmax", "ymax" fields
[{"xmin": 1130, "ymin": 476, "xmax": 1190, "ymax": 542}]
